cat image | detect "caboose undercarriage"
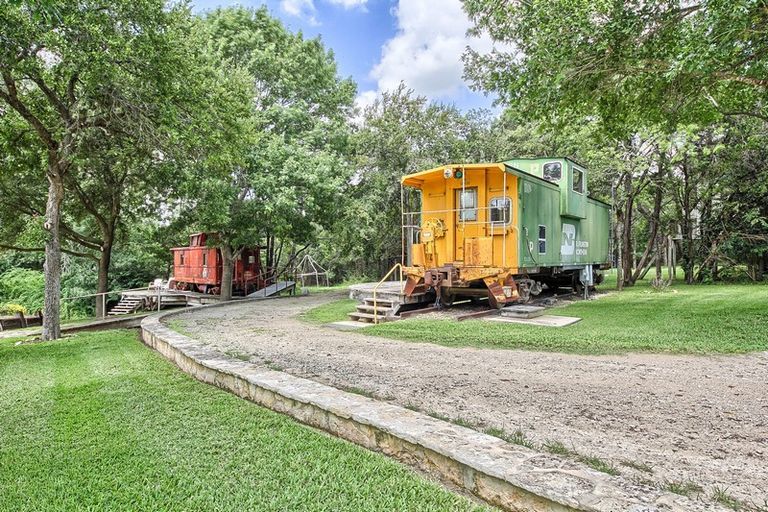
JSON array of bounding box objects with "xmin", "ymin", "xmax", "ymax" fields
[{"xmin": 404, "ymin": 263, "xmax": 608, "ymax": 308}]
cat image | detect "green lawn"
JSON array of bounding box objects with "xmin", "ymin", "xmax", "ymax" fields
[
  {"xmin": 305, "ymin": 283, "xmax": 768, "ymax": 354},
  {"xmin": 0, "ymin": 331, "xmax": 485, "ymax": 512},
  {"xmin": 301, "ymin": 298, "xmax": 358, "ymax": 323}
]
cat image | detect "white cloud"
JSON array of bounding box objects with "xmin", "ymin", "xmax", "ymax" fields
[
  {"xmin": 369, "ymin": 0, "xmax": 498, "ymax": 100},
  {"xmin": 327, "ymin": 0, "xmax": 367, "ymax": 8},
  {"xmin": 281, "ymin": 0, "xmax": 367, "ymax": 24},
  {"xmin": 355, "ymin": 89, "xmax": 378, "ymax": 111},
  {"xmin": 281, "ymin": 0, "xmax": 319, "ymax": 25}
]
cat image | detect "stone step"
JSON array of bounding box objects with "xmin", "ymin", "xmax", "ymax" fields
[{"xmin": 500, "ymin": 305, "xmax": 546, "ymax": 319}]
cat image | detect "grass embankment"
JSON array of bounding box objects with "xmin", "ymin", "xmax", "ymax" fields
[
  {"xmin": 0, "ymin": 331, "xmax": 485, "ymax": 512},
  {"xmin": 305, "ymin": 283, "xmax": 768, "ymax": 354}
]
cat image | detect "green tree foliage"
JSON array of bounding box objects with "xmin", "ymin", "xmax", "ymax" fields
[
  {"xmin": 0, "ymin": 268, "xmax": 44, "ymax": 314},
  {"xmin": 0, "ymin": 0, "xmax": 249, "ymax": 328},
  {"xmin": 187, "ymin": 7, "xmax": 356, "ymax": 298},
  {"xmin": 462, "ymin": 0, "xmax": 768, "ymax": 285},
  {"xmin": 322, "ymin": 85, "xmax": 501, "ymax": 278},
  {"xmin": 464, "ymin": 0, "xmax": 768, "ymax": 133}
]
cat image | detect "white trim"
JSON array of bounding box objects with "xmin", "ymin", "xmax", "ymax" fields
[
  {"xmin": 572, "ymin": 166, "xmax": 586, "ymax": 195},
  {"xmin": 489, "ymin": 196, "xmax": 512, "ymax": 227}
]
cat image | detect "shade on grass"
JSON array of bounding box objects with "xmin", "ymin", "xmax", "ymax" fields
[
  {"xmin": 307, "ymin": 283, "xmax": 768, "ymax": 354},
  {"xmin": 0, "ymin": 331, "xmax": 485, "ymax": 512}
]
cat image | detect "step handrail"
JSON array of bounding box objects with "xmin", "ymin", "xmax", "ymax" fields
[{"xmin": 372, "ymin": 263, "xmax": 404, "ymax": 324}]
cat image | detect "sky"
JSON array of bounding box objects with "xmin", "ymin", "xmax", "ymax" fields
[{"xmin": 191, "ymin": 0, "xmax": 500, "ymax": 111}]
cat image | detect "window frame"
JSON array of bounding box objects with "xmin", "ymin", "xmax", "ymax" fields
[
  {"xmin": 542, "ymin": 161, "xmax": 562, "ymax": 183},
  {"xmin": 455, "ymin": 187, "xmax": 478, "ymax": 223},
  {"xmin": 489, "ymin": 196, "xmax": 512, "ymax": 226},
  {"xmin": 572, "ymin": 167, "xmax": 585, "ymax": 194},
  {"xmin": 537, "ymin": 225, "xmax": 547, "ymax": 254}
]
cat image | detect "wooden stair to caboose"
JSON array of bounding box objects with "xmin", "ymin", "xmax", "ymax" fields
[
  {"xmin": 108, "ymin": 295, "xmax": 144, "ymax": 316},
  {"xmin": 348, "ymin": 298, "xmax": 398, "ymax": 324}
]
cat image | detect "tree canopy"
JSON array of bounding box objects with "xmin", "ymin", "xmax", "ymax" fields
[{"xmin": 464, "ymin": 0, "xmax": 768, "ymax": 133}]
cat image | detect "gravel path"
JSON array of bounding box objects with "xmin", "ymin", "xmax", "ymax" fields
[{"xmin": 171, "ymin": 293, "xmax": 768, "ymax": 506}]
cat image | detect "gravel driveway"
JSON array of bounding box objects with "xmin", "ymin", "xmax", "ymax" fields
[{"xmin": 170, "ymin": 293, "xmax": 768, "ymax": 506}]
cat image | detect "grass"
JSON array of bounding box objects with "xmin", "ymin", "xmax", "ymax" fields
[
  {"xmin": 0, "ymin": 330, "xmax": 487, "ymax": 512},
  {"xmin": 712, "ymin": 487, "xmax": 743, "ymax": 510},
  {"xmin": 300, "ymin": 298, "xmax": 357, "ymax": 324},
  {"xmin": 620, "ymin": 459, "xmax": 654, "ymax": 474},
  {"xmin": 363, "ymin": 283, "xmax": 768, "ymax": 354},
  {"xmin": 543, "ymin": 439, "xmax": 573, "ymax": 456},
  {"xmin": 663, "ymin": 479, "xmax": 704, "ymax": 497},
  {"xmin": 341, "ymin": 385, "xmax": 376, "ymax": 398},
  {"xmin": 577, "ymin": 454, "xmax": 620, "ymax": 476},
  {"xmin": 166, "ymin": 318, "xmax": 195, "ymax": 337}
]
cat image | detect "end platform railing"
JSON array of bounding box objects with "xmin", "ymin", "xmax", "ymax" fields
[{"xmin": 372, "ymin": 263, "xmax": 405, "ymax": 324}]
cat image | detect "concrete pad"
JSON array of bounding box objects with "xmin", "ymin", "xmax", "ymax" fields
[
  {"xmin": 328, "ymin": 320, "xmax": 369, "ymax": 331},
  {"xmin": 500, "ymin": 305, "xmax": 547, "ymax": 319},
  {"xmin": 486, "ymin": 314, "xmax": 581, "ymax": 327}
]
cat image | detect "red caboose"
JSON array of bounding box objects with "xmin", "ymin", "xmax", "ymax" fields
[{"xmin": 170, "ymin": 233, "xmax": 265, "ymax": 295}]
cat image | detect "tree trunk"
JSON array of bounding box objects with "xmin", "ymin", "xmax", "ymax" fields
[
  {"xmin": 655, "ymin": 233, "xmax": 663, "ymax": 281},
  {"xmin": 629, "ymin": 160, "xmax": 665, "ymax": 285},
  {"xmin": 619, "ymin": 169, "xmax": 636, "ymax": 288},
  {"xmin": 95, "ymin": 236, "xmax": 113, "ymax": 318},
  {"xmin": 220, "ymin": 244, "xmax": 234, "ymax": 301},
  {"xmin": 42, "ymin": 172, "xmax": 64, "ymax": 341},
  {"xmin": 615, "ymin": 208, "xmax": 624, "ymax": 291}
]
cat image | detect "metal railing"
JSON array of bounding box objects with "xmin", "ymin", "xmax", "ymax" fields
[
  {"xmin": 372, "ymin": 263, "xmax": 404, "ymax": 324},
  {"xmin": 60, "ymin": 285, "xmax": 158, "ymax": 320}
]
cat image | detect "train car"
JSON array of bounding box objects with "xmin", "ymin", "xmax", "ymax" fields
[
  {"xmin": 170, "ymin": 233, "xmax": 265, "ymax": 295},
  {"xmin": 400, "ymin": 158, "xmax": 611, "ymax": 307}
]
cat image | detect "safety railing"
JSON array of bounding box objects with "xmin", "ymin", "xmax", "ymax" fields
[
  {"xmin": 60, "ymin": 285, "xmax": 160, "ymax": 320},
  {"xmin": 372, "ymin": 263, "xmax": 404, "ymax": 324}
]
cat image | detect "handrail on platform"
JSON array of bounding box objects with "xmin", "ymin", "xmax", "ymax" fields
[{"xmin": 372, "ymin": 263, "xmax": 404, "ymax": 324}]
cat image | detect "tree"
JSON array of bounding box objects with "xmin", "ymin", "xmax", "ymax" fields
[
  {"xmin": 463, "ymin": 0, "xmax": 768, "ymax": 133},
  {"xmin": 322, "ymin": 85, "xmax": 501, "ymax": 278},
  {"xmin": 186, "ymin": 7, "xmax": 356, "ymax": 300},
  {"xmin": 463, "ymin": 0, "xmax": 768, "ymax": 286},
  {"xmin": 0, "ymin": 1, "xmax": 240, "ymax": 328}
]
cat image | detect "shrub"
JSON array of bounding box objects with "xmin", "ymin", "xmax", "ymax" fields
[
  {"xmin": 0, "ymin": 303, "xmax": 28, "ymax": 316},
  {"xmin": 0, "ymin": 268, "xmax": 44, "ymax": 313}
]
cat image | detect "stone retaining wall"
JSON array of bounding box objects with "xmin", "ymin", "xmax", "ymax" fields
[{"xmin": 141, "ymin": 305, "xmax": 717, "ymax": 512}]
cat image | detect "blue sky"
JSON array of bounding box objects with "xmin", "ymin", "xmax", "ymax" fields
[{"xmin": 191, "ymin": 0, "xmax": 499, "ymax": 111}]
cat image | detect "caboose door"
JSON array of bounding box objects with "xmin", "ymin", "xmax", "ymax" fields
[{"xmin": 454, "ymin": 187, "xmax": 481, "ymax": 262}]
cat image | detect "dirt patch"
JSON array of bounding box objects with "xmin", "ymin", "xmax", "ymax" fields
[{"xmin": 170, "ymin": 294, "xmax": 768, "ymax": 507}]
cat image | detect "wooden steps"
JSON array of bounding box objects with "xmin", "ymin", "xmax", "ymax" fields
[
  {"xmin": 108, "ymin": 296, "xmax": 144, "ymax": 316},
  {"xmin": 348, "ymin": 298, "xmax": 398, "ymax": 324}
]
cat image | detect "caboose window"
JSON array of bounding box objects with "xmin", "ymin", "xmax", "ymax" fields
[
  {"xmin": 538, "ymin": 225, "xmax": 547, "ymax": 254},
  {"xmin": 543, "ymin": 162, "xmax": 561, "ymax": 182},
  {"xmin": 573, "ymin": 168, "xmax": 584, "ymax": 193},
  {"xmin": 179, "ymin": 252, "xmax": 185, "ymax": 265},
  {"xmin": 202, "ymin": 252, "xmax": 207, "ymax": 267},
  {"xmin": 456, "ymin": 188, "xmax": 478, "ymax": 222},
  {"xmin": 489, "ymin": 197, "xmax": 511, "ymax": 225}
]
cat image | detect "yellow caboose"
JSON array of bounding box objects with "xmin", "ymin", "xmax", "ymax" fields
[{"xmin": 401, "ymin": 158, "xmax": 611, "ymax": 307}]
